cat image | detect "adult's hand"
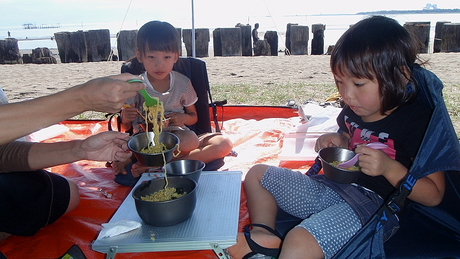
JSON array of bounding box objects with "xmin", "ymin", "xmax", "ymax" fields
[
  {"xmin": 78, "ymin": 131, "xmax": 132, "ymax": 162},
  {"xmin": 27, "ymin": 131, "xmax": 132, "ymax": 170},
  {"xmin": 75, "ymin": 73, "xmax": 145, "ymax": 114}
]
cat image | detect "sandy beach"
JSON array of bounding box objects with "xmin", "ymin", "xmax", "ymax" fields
[{"xmin": 1, "ymin": 52, "xmax": 459, "ymax": 134}]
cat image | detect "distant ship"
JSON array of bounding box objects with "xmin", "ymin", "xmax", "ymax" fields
[{"xmin": 357, "ymin": 4, "xmax": 460, "ymax": 15}]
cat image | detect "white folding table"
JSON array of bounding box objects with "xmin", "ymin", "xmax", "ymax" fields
[{"xmin": 92, "ymin": 171, "xmax": 242, "ymax": 259}]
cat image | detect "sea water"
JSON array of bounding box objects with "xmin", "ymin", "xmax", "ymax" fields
[{"xmin": 1, "ymin": 13, "xmax": 459, "ymax": 53}]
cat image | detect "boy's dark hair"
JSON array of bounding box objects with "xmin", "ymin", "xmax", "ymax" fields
[
  {"xmin": 136, "ymin": 21, "xmax": 180, "ymax": 56},
  {"xmin": 330, "ymin": 16, "xmax": 421, "ymax": 115}
]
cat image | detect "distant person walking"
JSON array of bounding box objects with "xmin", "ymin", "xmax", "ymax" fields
[
  {"xmin": 252, "ymin": 23, "xmax": 259, "ymax": 49},
  {"xmin": 7, "ymin": 31, "xmax": 11, "ymax": 38}
]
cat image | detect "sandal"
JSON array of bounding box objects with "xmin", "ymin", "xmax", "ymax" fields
[{"xmin": 243, "ymin": 223, "xmax": 283, "ymax": 259}]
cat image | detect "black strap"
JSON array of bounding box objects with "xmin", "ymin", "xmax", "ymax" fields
[
  {"xmin": 376, "ymin": 173, "xmax": 417, "ymax": 232},
  {"xmin": 243, "ymin": 223, "xmax": 282, "ymax": 259}
]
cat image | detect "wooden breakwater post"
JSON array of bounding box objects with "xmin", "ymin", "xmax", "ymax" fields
[
  {"xmin": 434, "ymin": 21, "xmax": 450, "ymax": 53},
  {"xmin": 0, "ymin": 38, "xmax": 21, "ymax": 64},
  {"xmin": 264, "ymin": 31, "xmax": 278, "ymax": 56},
  {"xmin": 86, "ymin": 29, "xmax": 111, "ymax": 61},
  {"xmin": 441, "ymin": 23, "xmax": 460, "ymax": 52},
  {"xmin": 54, "ymin": 30, "xmax": 86, "ymax": 63},
  {"xmin": 22, "ymin": 47, "xmax": 57, "ymax": 64},
  {"xmin": 176, "ymin": 28, "xmax": 182, "ymax": 56},
  {"xmin": 286, "ymin": 24, "xmax": 309, "ymax": 55},
  {"xmin": 54, "ymin": 29, "xmax": 111, "ymax": 63},
  {"xmin": 220, "ymin": 27, "xmax": 242, "ymax": 56},
  {"xmin": 285, "ymin": 23, "xmax": 296, "ymax": 55},
  {"xmin": 254, "ymin": 40, "xmax": 271, "ymax": 56},
  {"xmin": 214, "ymin": 26, "xmax": 254, "ymax": 57},
  {"xmin": 403, "ymin": 22, "xmax": 430, "ymax": 53},
  {"xmin": 183, "ymin": 28, "xmax": 209, "ymax": 58},
  {"xmin": 311, "ymin": 24, "xmax": 325, "ymax": 55},
  {"xmin": 213, "ymin": 29, "xmax": 222, "ymax": 57},
  {"xmin": 117, "ymin": 30, "xmax": 137, "ymax": 61},
  {"xmin": 235, "ymin": 24, "xmax": 252, "ymax": 56}
]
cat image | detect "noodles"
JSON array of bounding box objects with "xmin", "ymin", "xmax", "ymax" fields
[
  {"xmin": 141, "ymin": 187, "xmax": 186, "ymax": 202},
  {"xmin": 330, "ymin": 161, "xmax": 360, "ymax": 171},
  {"xmin": 138, "ymin": 99, "xmax": 182, "ymax": 200},
  {"xmin": 140, "ymin": 102, "xmax": 166, "ymax": 154}
]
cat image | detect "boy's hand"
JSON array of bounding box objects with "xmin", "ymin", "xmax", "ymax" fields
[
  {"xmin": 121, "ymin": 105, "xmax": 139, "ymax": 124},
  {"xmin": 166, "ymin": 112, "xmax": 187, "ymax": 126}
]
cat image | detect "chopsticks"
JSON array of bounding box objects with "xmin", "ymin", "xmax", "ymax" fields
[
  {"xmin": 122, "ymin": 104, "xmax": 170, "ymax": 122},
  {"xmin": 122, "ymin": 104, "xmax": 146, "ymax": 121}
]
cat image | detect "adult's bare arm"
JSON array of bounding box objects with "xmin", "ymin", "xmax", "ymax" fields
[
  {"xmin": 26, "ymin": 131, "xmax": 132, "ymax": 170},
  {"xmin": 0, "ymin": 74, "xmax": 144, "ymax": 145}
]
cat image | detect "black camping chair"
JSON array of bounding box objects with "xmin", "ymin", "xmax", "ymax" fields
[
  {"xmin": 114, "ymin": 56, "xmax": 227, "ymax": 172},
  {"xmin": 275, "ymin": 64, "xmax": 460, "ymax": 258},
  {"xmin": 119, "ymin": 56, "xmax": 224, "ymax": 134}
]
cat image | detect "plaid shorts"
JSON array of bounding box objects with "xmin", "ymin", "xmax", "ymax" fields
[{"xmin": 262, "ymin": 166, "xmax": 362, "ymax": 259}]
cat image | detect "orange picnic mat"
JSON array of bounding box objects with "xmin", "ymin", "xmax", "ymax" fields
[{"xmin": 0, "ymin": 106, "xmax": 316, "ymax": 259}]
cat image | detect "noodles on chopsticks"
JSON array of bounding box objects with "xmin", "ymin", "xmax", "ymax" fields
[
  {"xmin": 140, "ymin": 102, "xmax": 167, "ymax": 154},
  {"xmin": 138, "ymin": 99, "xmax": 184, "ymax": 201}
]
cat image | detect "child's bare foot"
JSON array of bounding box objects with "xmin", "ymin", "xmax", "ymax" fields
[
  {"xmin": 131, "ymin": 163, "xmax": 162, "ymax": 177},
  {"xmin": 112, "ymin": 158, "xmax": 133, "ymax": 175},
  {"xmin": 227, "ymin": 228, "xmax": 282, "ymax": 259}
]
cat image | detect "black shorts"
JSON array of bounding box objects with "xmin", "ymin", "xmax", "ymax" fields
[{"xmin": 0, "ymin": 170, "xmax": 70, "ymax": 236}]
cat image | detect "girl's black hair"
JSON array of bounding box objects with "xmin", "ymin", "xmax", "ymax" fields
[
  {"xmin": 136, "ymin": 21, "xmax": 180, "ymax": 56},
  {"xmin": 330, "ymin": 16, "xmax": 421, "ymax": 115}
]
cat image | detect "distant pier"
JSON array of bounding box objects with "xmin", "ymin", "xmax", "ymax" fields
[{"xmin": 23, "ymin": 23, "xmax": 61, "ymax": 30}]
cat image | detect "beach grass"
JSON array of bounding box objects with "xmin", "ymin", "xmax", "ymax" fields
[
  {"xmin": 74, "ymin": 81, "xmax": 338, "ymax": 120},
  {"xmin": 74, "ymin": 80, "xmax": 460, "ymax": 139},
  {"xmin": 210, "ymin": 82, "xmax": 338, "ymax": 106}
]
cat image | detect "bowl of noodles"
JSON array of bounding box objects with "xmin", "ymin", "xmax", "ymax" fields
[
  {"xmin": 128, "ymin": 131, "xmax": 180, "ymax": 166},
  {"xmin": 318, "ymin": 147, "xmax": 362, "ymax": 184},
  {"xmin": 132, "ymin": 177, "xmax": 197, "ymax": 226}
]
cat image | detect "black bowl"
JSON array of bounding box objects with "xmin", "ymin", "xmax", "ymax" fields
[
  {"xmin": 164, "ymin": 159, "xmax": 205, "ymax": 183},
  {"xmin": 318, "ymin": 147, "xmax": 362, "ymax": 184},
  {"xmin": 132, "ymin": 177, "xmax": 197, "ymax": 226},
  {"xmin": 128, "ymin": 131, "xmax": 179, "ymax": 166}
]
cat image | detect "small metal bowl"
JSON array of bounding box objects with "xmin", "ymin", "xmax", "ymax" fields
[
  {"xmin": 128, "ymin": 132, "xmax": 179, "ymax": 167},
  {"xmin": 132, "ymin": 177, "xmax": 197, "ymax": 226},
  {"xmin": 164, "ymin": 159, "xmax": 205, "ymax": 183},
  {"xmin": 318, "ymin": 147, "xmax": 362, "ymax": 184}
]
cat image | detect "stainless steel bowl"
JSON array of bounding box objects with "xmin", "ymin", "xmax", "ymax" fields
[
  {"xmin": 164, "ymin": 159, "xmax": 205, "ymax": 183},
  {"xmin": 132, "ymin": 177, "xmax": 197, "ymax": 226},
  {"xmin": 318, "ymin": 147, "xmax": 362, "ymax": 184},
  {"xmin": 128, "ymin": 132, "xmax": 179, "ymax": 166}
]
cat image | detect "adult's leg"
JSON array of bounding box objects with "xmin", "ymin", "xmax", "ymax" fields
[
  {"xmin": 66, "ymin": 178, "xmax": 80, "ymax": 213},
  {"xmin": 0, "ymin": 177, "xmax": 78, "ymax": 242},
  {"xmin": 0, "ymin": 170, "xmax": 73, "ymax": 237}
]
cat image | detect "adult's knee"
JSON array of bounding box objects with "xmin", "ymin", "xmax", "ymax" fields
[{"xmin": 65, "ymin": 180, "xmax": 80, "ymax": 214}]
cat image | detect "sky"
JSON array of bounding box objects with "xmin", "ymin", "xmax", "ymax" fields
[{"xmin": 1, "ymin": 0, "xmax": 459, "ymax": 30}]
